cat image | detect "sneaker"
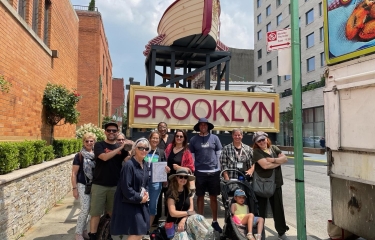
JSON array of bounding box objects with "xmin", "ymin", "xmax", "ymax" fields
[
  {"xmin": 211, "ymin": 221, "xmax": 223, "ymax": 233},
  {"xmin": 246, "ymin": 233, "xmax": 255, "ymax": 240},
  {"xmin": 82, "ymin": 230, "xmax": 90, "ymax": 239},
  {"xmin": 278, "ymin": 234, "xmax": 290, "ymax": 240},
  {"xmin": 142, "ymin": 235, "xmax": 151, "ymax": 240},
  {"xmin": 75, "ymin": 234, "xmax": 84, "ymax": 240},
  {"xmin": 254, "ymin": 233, "xmax": 261, "ymax": 240}
]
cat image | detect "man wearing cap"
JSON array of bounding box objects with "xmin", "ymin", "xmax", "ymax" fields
[
  {"xmin": 189, "ymin": 118, "xmax": 223, "ymax": 233},
  {"xmin": 220, "ymin": 128, "xmax": 254, "ymax": 180},
  {"xmin": 88, "ymin": 122, "xmax": 131, "ymax": 240}
]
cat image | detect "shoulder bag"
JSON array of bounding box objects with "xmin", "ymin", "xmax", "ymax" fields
[{"xmin": 252, "ymin": 147, "xmax": 277, "ymax": 198}]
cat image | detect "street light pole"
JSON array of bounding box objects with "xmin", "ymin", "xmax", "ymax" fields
[{"xmin": 290, "ymin": 0, "xmax": 307, "ymax": 238}]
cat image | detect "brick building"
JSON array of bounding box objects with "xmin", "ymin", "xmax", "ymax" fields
[
  {"xmin": 111, "ymin": 77, "xmax": 125, "ymax": 127},
  {"xmin": 75, "ymin": 7, "xmax": 112, "ymax": 128},
  {"xmin": 0, "ymin": 0, "xmax": 79, "ymax": 141}
]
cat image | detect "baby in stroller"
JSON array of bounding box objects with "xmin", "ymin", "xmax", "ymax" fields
[{"xmin": 231, "ymin": 189, "xmax": 264, "ymax": 240}]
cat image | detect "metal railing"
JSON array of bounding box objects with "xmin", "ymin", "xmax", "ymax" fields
[{"xmin": 73, "ymin": 5, "xmax": 98, "ymax": 11}]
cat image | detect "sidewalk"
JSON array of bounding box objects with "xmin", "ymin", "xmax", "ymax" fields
[
  {"xmin": 282, "ymin": 151, "xmax": 327, "ymax": 163},
  {"xmin": 20, "ymin": 192, "xmax": 320, "ymax": 240}
]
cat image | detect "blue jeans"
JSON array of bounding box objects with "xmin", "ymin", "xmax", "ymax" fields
[{"xmin": 148, "ymin": 182, "xmax": 162, "ymax": 215}]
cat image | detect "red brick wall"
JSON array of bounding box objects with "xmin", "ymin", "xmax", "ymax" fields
[
  {"xmin": 76, "ymin": 10, "xmax": 112, "ymax": 128},
  {"xmin": 0, "ymin": 0, "xmax": 79, "ymax": 141}
]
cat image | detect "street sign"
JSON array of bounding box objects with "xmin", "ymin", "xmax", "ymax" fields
[{"xmin": 266, "ymin": 28, "xmax": 291, "ymax": 52}]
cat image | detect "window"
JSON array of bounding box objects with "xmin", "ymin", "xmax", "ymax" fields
[
  {"xmin": 319, "ymin": 2, "xmax": 322, "ymax": 16},
  {"xmin": 267, "ymin": 78, "xmax": 272, "ymax": 84},
  {"xmin": 306, "ymin": 32, "xmax": 314, "ymax": 48},
  {"xmin": 288, "ymin": 4, "xmax": 290, "ymax": 14},
  {"xmin": 307, "ymin": 56, "xmax": 315, "ymax": 72},
  {"xmin": 257, "ymin": 14, "xmax": 262, "ymax": 24},
  {"xmin": 257, "ymin": 49, "xmax": 262, "ymax": 59},
  {"xmin": 266, "ymin": 22, "xmax": 271, "ymax": 32},
  {"xmin": 306, "ymin": 9, "xmax": 314, "ymax": 25},
  {"xmin": 320, "ymin": 52, "xmax": 325, "ymax": 66},
  {"xmin": 257, "ymin": 30, "xmax": 262, "ymax": 40},
  {"xmin": 285, "ymin": 75, "xmax": 291, "ymax": 80},
  {"xmin": 257, "ymin": 0, "xmax": 261, "ymax": 8},
  {"xmin": 277, "ymin": 75, "xmax": 281, "ymax": 86},
  {"xmin": 277, "ymin": 14, "xmax": 282, "ymax": 26},
  {"xmin": 277, "ymin": 56, "xmax": 279, "ymax": 67},
  {"xmin": 266, "ymin": 5, "xmax": 271, "ymax": 16},
  {"xmin": 277, "ymin": 0, "xmax": 282, "ymax": 7},
  {"xmin": 18, "ymin": 0, "xmax": 26, "ymax": 19},
  {"xmin": 32, "ymin": 0, "xmax": 39, "ymax": 33},
  {"xmin": 267, "ymin": 61, "xmax": 272, "ymax": 71},
  {"xmin": 43, "ymin": 0, "xmax": 51, "ymax": 44},
  {"xmin": 320, "ymin": 27, "xmax": 324, "ymax": 41},
  {"xmin": 258, "ymin": 66, "xmax": 262, "ymax": 76}
]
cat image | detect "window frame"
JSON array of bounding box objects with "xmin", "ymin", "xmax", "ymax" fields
[
  {"xmin": 277, "ymin": 13, "xmax": 282, "ymax": 26},
  {"xmin": 267, "ymin": 60, "xmax": 272, "ymax": 71},
  {"xmin": 266, "ymin": 5, "xmax": 271, "ymax": 16},
  {"xmin": 306, "ymin": 8, "xmax": 314, "ymax": 25},
  {"xmin": 258, "ymin": 66, "xmax": 263, "ymax": 76},
  {"xmin": 306, "ymin": 32, "xmax": 315, "ymax": 48},
  {"xmin": 307, "ymin": 56, "xmax": 316, "ymax": 72}
]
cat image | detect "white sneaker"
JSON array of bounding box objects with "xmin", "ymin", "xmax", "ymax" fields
[
  {"xmin": 278, "ymin": 234, "xmax": 290, "ymax": 240},
  {"xmin": 142, "ymin": 235, "xmax": 151, "ymax": 240}
]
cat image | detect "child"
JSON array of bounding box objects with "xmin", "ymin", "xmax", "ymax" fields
[{"xmin": 231, "ymin": 189, "xmax": 264, "ymax": 240}]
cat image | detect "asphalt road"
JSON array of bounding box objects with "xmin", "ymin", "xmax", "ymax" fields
[{"xmin": 282, "ymin": 158, "xmax": 331, "ymax": 239}]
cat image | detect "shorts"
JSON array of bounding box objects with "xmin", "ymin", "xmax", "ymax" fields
[
  {"xmin": 194, "ymin": 171, "xmax": 220, "ymax": 196},
  {"xmin": 253, "ymin": 216, "xmax": 259, "ymax": 227},
  {"xmin": 90, "ymin": 184, "xmax": 117, "ymax": 216},
  {"xmin": 148, "ymin": 182, "xmax": 162, "ymax": 215}
]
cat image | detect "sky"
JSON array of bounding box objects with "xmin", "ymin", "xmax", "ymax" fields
[{"xmin": 70, "ymin": 0, "xmax": 254, "ymax": 91}]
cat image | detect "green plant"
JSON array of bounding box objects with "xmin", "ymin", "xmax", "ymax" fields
[
  {"xmin": 76, "ymin": 123, "xmax": 105, "ymax": 141},
  {"xmin": 33, "ymin": 140, "xmax": 47, "ymax": 164},
  {"xmin": 42, "ymin": 83, "xmax": 82, "ymax": 143},
  {"xmin": 44, "ymin": 145, "xmax": 55, "ymax": 161},
  {"xmin": 17, "ymin": 141, "xmax": 35, "ymax": 168},
  {"xmin": 0, "ymin": 75, "xmax": 12, "ymax": 93},
  {"xmin": 0, "ymin": 142, "xmax": 19, "ymax": 174},
  {"xmin": 88, "ymin": 0, "xmax": 95, "ymax": 11},
  {"xmin": 53, "ymin": 140, "xmax": 69, "ymax": 157},
  {"xmin": 102, "ymin": 116, "xmax": 116, "ymax": 129}
]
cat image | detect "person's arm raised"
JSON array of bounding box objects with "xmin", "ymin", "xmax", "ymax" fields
[{"xmin": 97, "ymin": 142, "xmax": 126, "ymax": 161}]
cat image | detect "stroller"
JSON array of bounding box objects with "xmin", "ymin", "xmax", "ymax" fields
[{"xmin": 219, "ymin": 169, "xmax": 265, "ymax": 240}]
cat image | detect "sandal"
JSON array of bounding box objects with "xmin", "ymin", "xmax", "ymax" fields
[{"xmin": 247, "ymin": 233, "xmax": 256, "ymax": 240}]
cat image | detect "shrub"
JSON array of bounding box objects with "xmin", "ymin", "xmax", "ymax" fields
[
  {"xmin": 44, "ymin": 145, "xmax": 55, "ymax": 161},
  {"xmin": 53, "ymin": 140, "xmax": 69, "ymax": 157},
  {"xmin": 33, "ymin": 140, "xmax": 47, "ymax": 164},
  {"xmin": 0, "ymin": 143, "xmax": 19, "ymax": 174},
  {"xmin": 76, "ymin": 123, "xmax": 105, "ymax": 141},
  {"xmin": 17, "ymin": 141, "xmax": 35, "ymax": 168}
]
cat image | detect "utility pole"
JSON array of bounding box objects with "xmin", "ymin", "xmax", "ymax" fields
[{"xmin": 290, "ymin": 0, "xmax": 307, "ymax": 238}]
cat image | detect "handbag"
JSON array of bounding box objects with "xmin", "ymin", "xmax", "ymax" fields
[
  {"xmin": 252, "ymin": 168, "xmax": 276, "ymax": 198},
  {"xmin": 165, "ymin": 222, "xmax": 176, "ymax": 238}
]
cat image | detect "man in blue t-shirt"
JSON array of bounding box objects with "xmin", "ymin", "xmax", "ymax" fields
[{"xmin": 189, "ymin": 118, "xmax": 223, "ymax": 233}]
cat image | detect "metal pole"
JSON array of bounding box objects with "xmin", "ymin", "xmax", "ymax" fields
[{"xmin": 291, "ymin": 0, "xmax": 307, "ymax": 238}]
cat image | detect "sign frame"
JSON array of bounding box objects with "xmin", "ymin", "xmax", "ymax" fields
[{"xmin": 128, "ymin": 86, "xmax": 280, "ymax": 132}]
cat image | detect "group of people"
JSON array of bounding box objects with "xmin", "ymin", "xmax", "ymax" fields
[{"xmin": 71, "ymin": 118, "xmax": 290, "ymax": 240}]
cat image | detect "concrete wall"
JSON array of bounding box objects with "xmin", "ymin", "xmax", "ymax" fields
[
  {"xmin": 0, "ymin": 155, "xmax": 74, "ymax": 240},
  {"xmin": 229, "ymin": 48, "xmax": 254, "ymax": 82},
  {"xmin": 0, "ymin": 0, "xmax": 79, "ymax": 141},
  {"xmin": 76, "ymin": 10, "xmax": 113, "ymax": 127}
]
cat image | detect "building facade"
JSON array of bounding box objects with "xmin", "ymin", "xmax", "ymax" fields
[
  {"xmin": 75, "ymin": 7, "xmax": 113, "ymax": 128},
  {"xmin": 254, "ymin": 0, "xmax": 325, "ymax": 147},
  {"xmin": 0, "ymin": 0, "xmax": 79, "ymax": 141},
  {"xmin": 111, "ymin": 77, "xmax": 125, "ymax": 127}
]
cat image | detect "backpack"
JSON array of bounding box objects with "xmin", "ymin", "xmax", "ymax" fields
[
  {"xmin": 97, "ymin": 214, "xmax": 111, "ymax": 240},
  {"xmin": 150, "ymin": 223, "xmax": 168, "ymax": 240}
]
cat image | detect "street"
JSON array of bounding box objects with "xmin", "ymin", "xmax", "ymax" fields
[{"xmin": 282, "ymin": 158, "xmax": 330, "ymax": 239}]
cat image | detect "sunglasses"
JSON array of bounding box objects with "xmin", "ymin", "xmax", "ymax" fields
[
  {"xmin": 137, "ymin": 147, "xmax": 150, "ymax": 151},
  {"xmin": 117, "ymin": 139, "xmax": 125, "ymax": 141},
  {"xmin": 177, "ymin": 176, "xmax": 188, "ymax": 179},
  {"xmin": 175, "ymin": 135, "xmax": 184, "ymax": 139},
  {"xmin": 85, "ymin": 140, "xmax": 94, "ymax": 143},
  {"xmin": 257, "ymin": 138, "xmax": 266, "ymax": 143},
  {"xmin": 106, "ymin": 129, "xmax": 118, "ymax": 133}
]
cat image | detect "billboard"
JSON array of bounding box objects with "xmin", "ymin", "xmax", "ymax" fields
[
  {"xmin": 324, "ymin": 0, "xmax": 375, "ymax": 65},
  {"xmin": 128, "ymin": 86, "xmax": 280, "ymax": 132}
]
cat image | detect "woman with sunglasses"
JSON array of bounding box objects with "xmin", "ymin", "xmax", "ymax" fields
[
  {"xmin": 111, "ymin": 138, "xmax": 151, "ymax": 240},
  {"xmin": 71, "ymin": 133, "xmax": 96, "ymax": 240},
  {"xmin": 166, "ymin": 169, "xmax": 214, "ymax": 240},
  {"xmin": 252, "ymin": 132, "xmax": 289, "ymax": 240},
  {"xmin": 165, "ymin": 130, "xmax": 195, "ymax": 177}
]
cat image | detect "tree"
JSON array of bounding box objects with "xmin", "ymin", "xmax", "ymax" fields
[
  {"xmin": 102, "ymin": 116, "xmax": 116, "ymax": 129},
  {"xmin": 88, "ymin": 0, "xmax": 95, "ymax": 11},
  {"xmin": 42, "ymin": 83, "xmax": 81, "ymax": 143},
  {"xmin": 280, "ymin": 103, "xmax": 293, "ymax": 146}
]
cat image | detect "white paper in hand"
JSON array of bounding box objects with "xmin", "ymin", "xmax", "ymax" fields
[{"xmin": 151, "ymin": 162, "xmax": 167, "ymax": 183}]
